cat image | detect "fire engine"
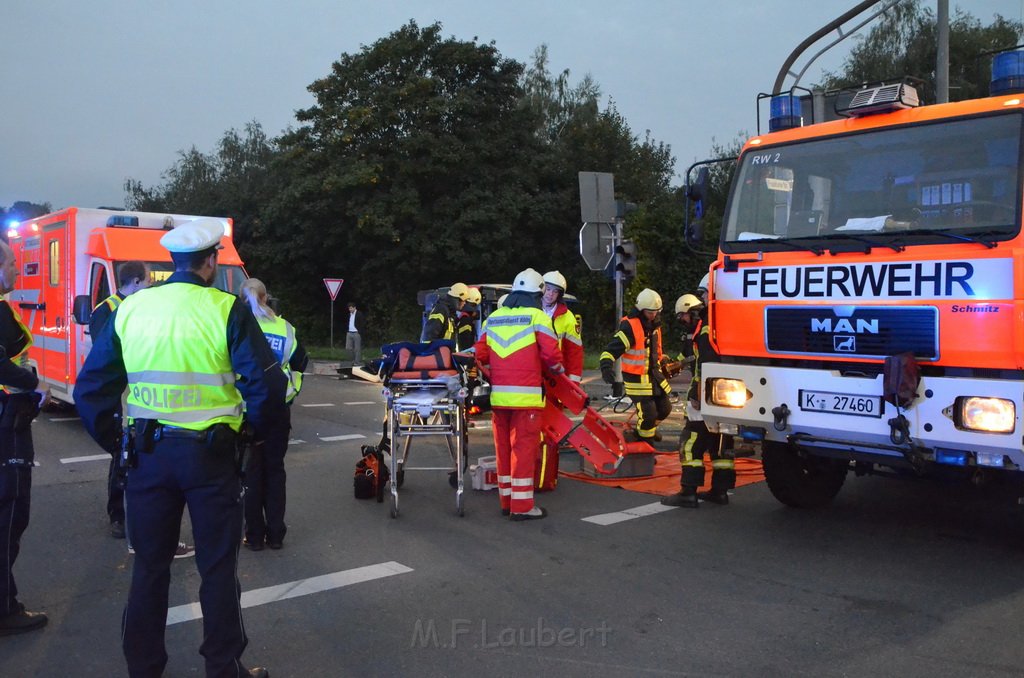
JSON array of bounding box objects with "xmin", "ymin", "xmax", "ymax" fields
[
  {"xmin": 4, "ymin": 207, "xmax": 247, "ymax": 404},
  {"xmin": 697, "ymin": 53, "xmax": 1024, "ymax": 508}
]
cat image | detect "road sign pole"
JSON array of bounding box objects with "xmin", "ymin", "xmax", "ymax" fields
[{"xmin": 330, "ymin": 299, "xmax": 335, "ymax": 349}]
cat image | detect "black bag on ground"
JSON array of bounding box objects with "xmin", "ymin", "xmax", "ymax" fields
[{"xmin": 354, "ymin": 445, "xmax": 389, "ymax": 501}]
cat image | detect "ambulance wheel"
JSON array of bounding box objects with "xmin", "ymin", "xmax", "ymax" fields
[{"xmin": 761, "ymin": 440, "xmax": 847, "ymax": 508}]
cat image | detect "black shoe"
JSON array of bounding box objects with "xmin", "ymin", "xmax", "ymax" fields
[
  {"xmin": 246, "ymin": 668, "xmax": 269, "ymax": 678},
  {"xmin": 266, "ymin": 539, "xmax": 283, "ymax": 550},
  {"xmin": 510, "ymin": 507, "xmax": 547, "ymax": 521},
  {"xmin": 243, "ymin": 537, "xmax": 265, "ymax": 552},
  {"xmin": 110, "ymin": 520, "xmax": 126, "ymax": 539},
  {"xmin": 0, "ymin": 606, "xmax": 48, "ymax": 636},
  {"xmin": 501, "ymin": 508, "xmax": 510, "ymax": 517},
  {"xmin": 660, "ymin": 491, "xmax": 699, "ymax": 508},
  {"xmin": 697, "ymin": 490, "xmax": 729, "ymax": 505}
]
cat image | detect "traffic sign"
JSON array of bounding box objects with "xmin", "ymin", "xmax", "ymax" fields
[
  {"xmin": 578, "ymin": 172, "xmax": 617, "ymax": 224},
  {"xmin": 323, "ymin": 278, "xmax": 344, "ymax": 301},
  {"xmin": 579, "ymin": 222, "xmax": 615, "ymax": 271}
]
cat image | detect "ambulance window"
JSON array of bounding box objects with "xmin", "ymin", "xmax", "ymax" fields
[
  {"xmin": 90, "ymin": 262, "xmax": 110, "ymax": 307},
  {"xmin": 48, "ymin": 240, "xmax": 59, "ymax": 286}
]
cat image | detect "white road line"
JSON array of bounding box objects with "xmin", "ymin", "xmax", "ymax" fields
[
  {"xmin": 49, "ymin": 416, "xmax": 80, "ymax": 422},
  {"xmin": 343, "ymin": 401, "xmax": 377, "ymax": 406},
  {"xmin": 166, "ymin": 561, "xmax": 414, "ymax": 626},
  {"xmin": 581, "ymin": 502, "xmax": 677, "ymax": 526},
  {"xmin": 289, "ymin": 439, "xmax": 305, "ymax": 445},
  {"xmin": 60, "ymin": 454, "xmax": 110, "ymax": 464},
  {"xmin": 318, "ymin": 434, "xmax": 366, "ymax": 442},
  {"xmin": 300, "ymin": 403, "xmax": 335, "ymax": 408}
]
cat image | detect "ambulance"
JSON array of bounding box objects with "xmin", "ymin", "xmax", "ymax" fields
[
  {"xmin": 4, "ymin": 207, "xmax": 247, "ymax": 404},
  {"xmin": 697, "ymin": 55, "xmax": 1024, "ymax": 508}
]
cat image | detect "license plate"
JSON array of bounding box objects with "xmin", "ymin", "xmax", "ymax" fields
[{"xmin": 799, "ymin": 390, "xmax": 883, "ymax": 418}]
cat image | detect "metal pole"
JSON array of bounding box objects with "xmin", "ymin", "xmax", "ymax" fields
[
  {"xmin": 936, "ymin": 0, "xmax": 950, "ymax": 103},
  {"xmin": 613, "ymin": 219, "xmax": 624, "ymax": 394},
  {"xmin": 330, "ymin": 299, "xmax": 335, "ymax": 349}
]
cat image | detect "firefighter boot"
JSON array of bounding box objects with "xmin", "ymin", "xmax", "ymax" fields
[
  {"xmin": 697, "ymin": 469, "xmax": 736, "ymax": 505},
  {"xmin": 660, "ymin": 485, "xmax": 698, "ymax": 508}
]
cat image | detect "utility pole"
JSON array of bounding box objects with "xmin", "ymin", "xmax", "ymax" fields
[{"xmin": 936, "ymin": 0, "xmax": 950, "ymax": 103}]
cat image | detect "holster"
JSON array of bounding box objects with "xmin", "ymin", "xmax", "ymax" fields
[{"xmin": 0, "ymin": 391, "xmax": 41, "ymax": 431}]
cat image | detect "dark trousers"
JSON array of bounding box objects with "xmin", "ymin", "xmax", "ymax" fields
[
  {"xmin": 679, "ymin": 418, "xmax": 735, "ymax": 490},
  {"xmin": 123, "ymin": 431, "xmax": 248, "ymax": 678},
  {"xmin": 0, "ymin": 400, "xmax": 37, "ymax": 617},
  {"xmin": 244, "ymin": 409, "xmax": 290, "ymax": 543},
  {"xmin": 632, "ymin": 393, "xmax": 672, "ymax": 438}
]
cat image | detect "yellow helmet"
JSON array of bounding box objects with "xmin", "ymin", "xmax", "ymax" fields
[
  {"xmin": 543, "ymin": 270, "xmax": 567, "ymax": 292},
  {"xmin": 635, "ymin": 288, "xmax": 663, "ymax": 312},
  {"xmin": 466, "ymin": 286, "xmax": 482, "ymax": 305},
  {"xmin": 448, "ymin": 282, "xmax": 469, "ymax": 301},
  {"xmin": 675, "ymin": 293, "xmax": 704, "ymax": 314},
  {"xmin": 512, "ymin": 268, "xmax": 544, "ymax": 293}
]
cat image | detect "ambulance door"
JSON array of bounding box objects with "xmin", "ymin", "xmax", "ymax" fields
[{"xmin": 39, "ymin": 221, "xmax": 71, "ymax": 396}]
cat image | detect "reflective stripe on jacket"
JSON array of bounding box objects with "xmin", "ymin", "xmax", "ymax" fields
[
  {"xmin": 600, "ymin": 313, "xmax": 669, "ymax": 398},
  {"xmin": 257, "ymin": 315, "xmax": 303, "ymax": 403},
  {"xmin": 116, "ymin": 283, "xmax": 244, "ymax": 430},
  {"xmin": 474, "ymin": 306, "xmax": 564, "ymax": 409},
  {"xmin": 551, "ymin": 304, "xmax": 583, "ymax": 382}
]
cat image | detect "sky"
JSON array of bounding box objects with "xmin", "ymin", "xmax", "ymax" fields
[{"xmin": 2, "ymin": 0, "xmax": 1021, "ymax": 211}]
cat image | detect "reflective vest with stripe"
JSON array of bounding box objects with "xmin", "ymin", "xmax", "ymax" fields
[
  {"xmin": 1, "ymin": 302, "xmax": 33, "ymax": 393},
  {"xmin": 551, "ymin": 304, "xmax": 583, "ymax": 382},
  {"xmin": 618, "ymin": 316, "xmax": 665, "ymax": 397},
  {"xmin": 115, "ymin": 283, "xmax": 243, "ymax": 431},
  {"xmin": 99, "ymin": 294, "xmax": 122, "ymax": 313},
  {"xmin": 258, "ymin": 315, "xmax": 302, "ymax": 403},
  {"xmin": 481, "ymin": 306, "xmax": 559, "ymax": 408}
]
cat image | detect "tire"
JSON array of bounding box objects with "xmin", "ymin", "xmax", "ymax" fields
[{"xmin": 761, "ymin": 441, "xmax": 847, "ymax": 508}]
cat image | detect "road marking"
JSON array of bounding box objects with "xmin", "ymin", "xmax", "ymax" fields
[
  {"xmin": 60, "ymin": 454, "xmax": 110, "ymax": 464},
  {"xmin": 166, "ymin": 561, "xmax": 414, "ymax": 625},
  {"xmin": 343, "ymin": 401, "xmax": 377, "ymax": 406},
  {"xmin": 49, "ymin": 416, "xmax": 80, "ymax": 422},
  {"xmin": 318, "ymin": 434, "xmax": 366, "ymax": 442},
  {"xmin": 289, "ymin": 439, "xmax": 305, "ymax": 445},
  {"xmin": 581, "ymin": 502, "xmax": 677, "ymax": 525},
  {"xmin": 300, "ymin": 403, "xmax": 335, "ymax": 408}
]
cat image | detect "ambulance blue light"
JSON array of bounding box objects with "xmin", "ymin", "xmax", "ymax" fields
[
  {"xmin": 990, "ymin": 51, "xmax": 1024, "ymax": 95},
  {"xmin": 934, "ymin": 448, "xmax": 967, "ymax": 466},
  {"xmin": 769, "ymin": 94, "xmax": 802, "ymax": 132}
]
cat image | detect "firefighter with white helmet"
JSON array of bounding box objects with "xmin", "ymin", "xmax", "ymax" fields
[
  {"xmin": 474, "ymin": 268, "xmax": 565, "ymax": 520},
  {"xmin": 661, "ymin": 290, "xmax": 734, "ymax": 508},
  {"xmin": 541, "ymin": 271, "xmax": 582, "ymax": 382},
  {"xmin": 421, "ymin": 282, "xmax": 469, "ymax": 342},
  {"xmin": 599, "ymin": 288, "xmax": 672, "ymax": 441}
]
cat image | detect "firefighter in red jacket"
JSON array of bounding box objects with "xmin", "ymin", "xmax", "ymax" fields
[
  {"xmin": 474, "ymin": 269, "xmax": 564, "ymax": 521},
  {"xmin": 600, "ymin": 288, "xmax": 672, "ymax": 441}
]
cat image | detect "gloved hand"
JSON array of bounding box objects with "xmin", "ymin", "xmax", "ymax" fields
[{"xmin": 600, "ymin": 362, "xmax": 615, "ymax": 385}]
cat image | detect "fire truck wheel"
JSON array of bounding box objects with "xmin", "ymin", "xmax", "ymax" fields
[{"xmin": 761, "ymin": 441, "xmax": 847, "ymax": 509}]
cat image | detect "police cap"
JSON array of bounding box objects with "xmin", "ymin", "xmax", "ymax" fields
[{"xmin": 160, "ymin": 218, "xmax": 225, "ymax": 253}]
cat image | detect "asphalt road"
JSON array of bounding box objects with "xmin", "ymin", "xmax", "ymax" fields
[{"xmin": 4, "ymin": 370, "xmax": 1024, "ymax": 677}]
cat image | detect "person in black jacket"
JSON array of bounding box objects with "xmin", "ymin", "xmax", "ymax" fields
[{"xmin": 0, "ymin": 241, "xmax": 51, "ymax": 636}]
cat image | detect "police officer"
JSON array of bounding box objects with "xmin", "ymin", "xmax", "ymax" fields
[
  {"xmin": 75, "ymin": 218, "xmax": 285, "ymax": 678},
  {"xmin": 0, "ymin": 240, "xmax": 51, "ymax": 637},
  {"xmin": 599, "ymin": 289, "xmax": 672, "ymax": 441},
  {"xmin": 422, "ymin": 282, "xmax": 468, "ymax": 342}
]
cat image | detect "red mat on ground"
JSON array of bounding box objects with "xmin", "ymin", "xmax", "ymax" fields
[{"xmin": 560, "ymin": 453, "xmax": 764, "ymax": 496}]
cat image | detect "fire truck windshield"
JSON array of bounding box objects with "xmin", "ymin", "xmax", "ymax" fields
[{"xmin": 722, "ymin": 112, "xmax": 1022, "ymax": 252}]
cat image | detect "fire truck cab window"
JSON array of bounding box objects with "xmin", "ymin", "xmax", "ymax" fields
[{"xmin": 723, "ymin": 112, "xmax": 1022, "ymax": 251}]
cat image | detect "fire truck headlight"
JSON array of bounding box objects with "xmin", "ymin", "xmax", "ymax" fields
[
  {"xmin": 709, "ymin": 378, "xmax": 749, "ymax": 408},
  {"xmin": 957, "ymin": 397, "xmax": 1015, "ymax": 433}
]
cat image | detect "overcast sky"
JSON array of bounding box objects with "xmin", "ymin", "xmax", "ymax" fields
[{"xmin": 2, "ymin": 0, "xmax": 1020, "ymax": 211}]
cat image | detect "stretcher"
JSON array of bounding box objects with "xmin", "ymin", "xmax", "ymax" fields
[{"xmin": 376, "ymin": 341, "xmax": 471, "ymax": 518}]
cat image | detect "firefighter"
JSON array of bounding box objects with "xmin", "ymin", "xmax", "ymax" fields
[
  {"xmin": 0, "ymin": 240, "xmax": 51, "ymax": 637},
  {"xmin": 541, "ymin": 271, "xmax": 582, "ymax": 382},
  {"xmin": 473, "ymin": 268, "xmax": 565, "ymax": 521},
  {"xmin": 239, "ymin": 278, "xmax": 309, "ymax": 551},
  {"xmin": 421, "ymin": 282, "xmax": 469, "ymax": 342},
  {"xmin": 456, "ymin": 286, "xmax": 482, "ymax": 351},
  {"xmin": 661, "ymin": 293, "xmax": 734, "ymax": 508},
  {"xmin": 90, "ymin": 260, "xmax": 150, "ymax": 542},
  {"xmin": 600, "ymin": 288, "xmax": 672, "ymax": 441},
  {"xmin": 74, "ymin": 218, "xmax": 285, "ymax": 678}
]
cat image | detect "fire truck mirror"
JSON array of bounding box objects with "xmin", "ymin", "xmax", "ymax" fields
[{"xmin": 72, "ymin": 295, "xmax": 93, "ymax": 326}]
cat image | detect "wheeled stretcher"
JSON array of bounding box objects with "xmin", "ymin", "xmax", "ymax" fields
[{"xmin": 376, "ymin": 341, "xmax": 471, "ymax": 518}]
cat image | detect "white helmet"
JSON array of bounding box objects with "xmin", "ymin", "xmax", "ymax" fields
[
  {"xmin": 675, "ymin": 293, "xmax": 704, "ymax": 315},
  {"xmin": 698, "ymin": 272, "xmax": 710, "ymax": 293},
  {"xmin": 448, "ymin": 282, "xmax": 469, "ymax": 300},
  {"xmin": 635, "ymin": 288, "xmax": 663, "ymax": 311},
  {"xmin": 497, "ymin": 294, "xmax": 509, "ymax": 308},
  {"xmin": 543, "ymin": 270, "xmax": 567, "ymax": 292},
  {"xmin": 512, "ymin": 268, "xmax": 544, "ymax": 293}
]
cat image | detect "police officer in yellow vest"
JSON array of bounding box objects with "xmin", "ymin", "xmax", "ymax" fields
[
  {"xmin": 74, "ymin": 218, "xmax": 286, "ymax": 678},
  {"xmin": 238, "ymin": 278, "xmax": 308, "ymax": 551},
  {"xmin": 599, "ymin": 289, "xmax": 672, "ymax": 441}
]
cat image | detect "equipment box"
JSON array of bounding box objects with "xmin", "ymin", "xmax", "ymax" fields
[
  {"xmin": 580, "ymin": 451, "xmax": 655, "ymax": 479},
  {"xmin": 470, "ymin": 455, "xmax": 498, "ymax": 490}
]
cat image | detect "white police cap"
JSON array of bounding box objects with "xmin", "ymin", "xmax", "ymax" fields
[{"xmin": 160, "ymin": 218, "xmax": 225, "ymax": 253}]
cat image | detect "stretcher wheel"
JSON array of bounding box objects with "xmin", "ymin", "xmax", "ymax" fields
[
  {"xmin": 396, "ymin": 468, "xmax": 405, "ymax": 489},
  {"xmin": 390, "ymin": 493, "xmax": 399, "ymax": 519},
  {"xmin": 456, "ymin": 491, "xmax": 464, "ymax": 517}
]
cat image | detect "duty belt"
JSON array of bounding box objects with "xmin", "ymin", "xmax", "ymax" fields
[{"xmin": 154, "ymin": 424, "xmax": 211, "ymax": 441}]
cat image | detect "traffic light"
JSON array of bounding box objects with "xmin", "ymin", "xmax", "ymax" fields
[{"xmin": 614, "ymin": 240, "xmax": 636, "ymax": 279}]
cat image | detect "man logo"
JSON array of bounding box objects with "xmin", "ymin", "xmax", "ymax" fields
[{"xmin": 834, "ymin": 336, "xmax": 856, "ymax": 352}]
